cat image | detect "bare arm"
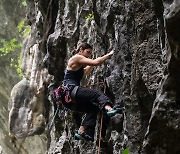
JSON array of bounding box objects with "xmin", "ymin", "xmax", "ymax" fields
[{"xmin": 77, "ymin": 50, "xmax": 114, "ymax": 66}]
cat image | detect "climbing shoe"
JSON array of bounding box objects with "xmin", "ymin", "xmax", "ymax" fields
[
  {"xmin": 106, "ymin": 109, "xmax": 119, "ymax": 117},
  {"xmin": 74, "ymin": 132, "xmax": 94, "ymax": 142}
]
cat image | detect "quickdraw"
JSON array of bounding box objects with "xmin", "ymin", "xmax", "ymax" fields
[{"xmin": 65, "ymin": 90, "xmax": 73, "ymax": 103}]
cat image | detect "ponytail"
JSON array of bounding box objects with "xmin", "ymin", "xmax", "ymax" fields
[{"xmin": 72, "ymin": 49, "xmax": 78, "ymax": 55}]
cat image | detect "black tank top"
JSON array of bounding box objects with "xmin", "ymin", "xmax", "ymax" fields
[{"xmin": 63, "ymin": 67, "xmax": 84, "ymax": 86}]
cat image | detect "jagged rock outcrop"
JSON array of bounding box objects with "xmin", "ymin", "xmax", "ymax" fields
[
  {"xmin": 8, "ymin": 0, "xmax": 180, "ymax": 154},
  {"xmin": 142, "ymin": 0, "xmax": 180, "ymax": 154}
]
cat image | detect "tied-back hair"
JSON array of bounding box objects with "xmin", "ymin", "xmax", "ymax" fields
[{"xmin": 72, "ymin": 42, "xmax": 93, "ymax": 55}]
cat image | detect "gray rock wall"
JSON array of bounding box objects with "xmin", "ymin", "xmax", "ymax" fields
[
  {"xmin": 142, "ymin": 0, "xmax": 180, "ymax": 154},
  {"xmin": 8, "ymin": 0, "xmax": 180, "ymax": 154}
]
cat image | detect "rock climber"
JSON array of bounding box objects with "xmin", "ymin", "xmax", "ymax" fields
[{"xmin": 62, "ymin": 42, "xmax": 119, "ymax": 141}]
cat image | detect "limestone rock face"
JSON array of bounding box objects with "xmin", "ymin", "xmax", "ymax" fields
[
  {"xmin": 142, "ymin": 1, "xmax": 180, "ymax": 154},
  {"xmin": 7, "ymin": 0, "xmax": 180, "ymax": 154},
  {"xmin": 9, "ymin": 78, "xmax": 45, "ymax": 137}
]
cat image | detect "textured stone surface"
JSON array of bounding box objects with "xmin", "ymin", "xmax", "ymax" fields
[
  {"xmin": 6, "ymin": 0, "xmax": 180, "ymax": 154},
  {"xmin": 142, "ymin": 0, "xmax": 180, "ymax": 154}
]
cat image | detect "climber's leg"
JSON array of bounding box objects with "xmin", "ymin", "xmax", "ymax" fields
[
  {"xmin": 75, "ymin": 112, "xmax": 97, "ymax": 141},
  {"xmin": 75, "ymin": 86, "xmax": 121, "ymax": 118}
]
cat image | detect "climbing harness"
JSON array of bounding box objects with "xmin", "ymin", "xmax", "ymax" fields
[{"xmin": 53, "ymin": 85, "xmax": 78, "ymax": 104}]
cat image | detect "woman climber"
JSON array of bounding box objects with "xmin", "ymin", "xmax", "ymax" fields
[{"xmin": 62, "ymin": 42, "xmax": 119, "ymax": 141}]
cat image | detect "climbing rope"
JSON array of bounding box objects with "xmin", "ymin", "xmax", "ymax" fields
[
  {"xmin": 98, "ymin": 112, "xmax": 103, "ymax": 154},
  {"xmin": 49, "ymin": 104, "xmax": 60, "ymax": 131}
]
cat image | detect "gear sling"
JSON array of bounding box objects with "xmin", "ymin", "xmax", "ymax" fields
[{"xmin": 54, "ymin": 85, "xmax": 79, "ymax": 105}]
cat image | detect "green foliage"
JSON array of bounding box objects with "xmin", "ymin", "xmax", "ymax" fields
[
  {"xmin": 0, "ymin": 38, "xmax": 23, "ymax": 77},
  {"xmin": 17, "ymin": 20, "xmax": 31, "ymax": 37},
  {"xmin": 85, "ymin": 13, "xmax": 94, "ymax": 21},
  {"xmin": 17, "ymin": 20, "xmax": 25, "ymax": 32},
  {"xmin": 16, "ymin": 53, "xmax": 24, "ymax": 77},
  {"xmin": 22, "ymin": 1, "xmax": 27, "ymax": 7},
  {"xmin": 10, "ymin": 53, "xmax": 24, "ymax": 77},
  {"xmin": 0, "ymin": 38, "xmax": 22, "ymax": 56},
  {"xmin": 0, "ymin": 2, "xmax": 29, "ymax": 78},
  {"xmin": 22, "ymin": 25, "xmax": 31, "ymax": 36},
  {"xmin": 122, "ymin": 148, "xmax": 129, "ymax": 154},
  {"xmin": 0, "ymin": 38, "xmax": 23, "ymax": 78},
  {"xmin": 2, "ymin": 19, "xmax": 32, "ymax": 77}
]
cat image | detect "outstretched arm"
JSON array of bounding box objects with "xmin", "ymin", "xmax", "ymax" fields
[
  {"xmin": 83, "ymin": 50, "xmax": 114, "ymax": 76},
  {"xmin": 77, "ymin": 50, "xmax": 114, "ymax": 66}
]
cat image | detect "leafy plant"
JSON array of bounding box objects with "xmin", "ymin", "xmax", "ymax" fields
[
  {"xmin": 22, "ymin": 1, "xmax": 27, "ymax": 7},
  {"xmin": 0, "ymin": 38, "xmax": 22, "ymax": 56},
  {"xmin": 85, "ymin": 13, "xmax": 94, "ymax": 21},
  {"xmin": 0, "ymin": 38, "xmax": 23, "ymax": 77},
  {"xmin": 122, "ymin": 148, "xmax": 129, "ymax": 154},
  {"xmin": 0, "ymin": 2, "xmax": 29, "ymax": 78},
  {"xmin": 3, "ymin": 19, "xmax": 32, "ymax": 77},
  {"xmin": 10, "ymin": 53, "xmax": 24, "ymax": 77},
  {"xmin": 17, "ymin": 20, "xmax": 31, "ymax": 37},
  {"xmin": 17, "ymin": 20, "xmax": 25, "ymax": 32},
  {"xmin": 16, "ymin": 53, "xmax": 24, "ymax": 77}
]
